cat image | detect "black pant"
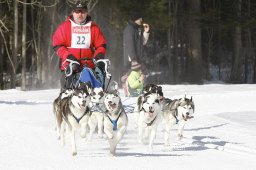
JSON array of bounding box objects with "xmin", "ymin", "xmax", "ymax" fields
[{"xmin": 60, "ymin": 71, "xmax": 80, "ymax": 91}]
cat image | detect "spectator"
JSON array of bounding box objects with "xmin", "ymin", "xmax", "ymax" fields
[
  {"xmin": 126, "ymin": 60, "xmax": 145, "ymax": 97},
  {"xmin": 123, "ymin": 11, "xmax": 150, "ymax": 70},
  {"xmin": 122, "ymin": 11, "xmax": 150, "ymax": 96}
]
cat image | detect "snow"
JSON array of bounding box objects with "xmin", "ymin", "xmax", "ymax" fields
[{"xmin": 0, "ymin": 84, "xmax": 256, "ymax": 170}]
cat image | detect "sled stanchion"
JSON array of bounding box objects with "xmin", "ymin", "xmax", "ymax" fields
[{"xmin": 105, "ymin": 75, "xmax": 112, "ymax": 91}]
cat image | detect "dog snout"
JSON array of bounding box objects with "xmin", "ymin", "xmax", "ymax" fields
[{"xmin": 186, "ymin": 112, "xmax": 189, "ymax": 116}]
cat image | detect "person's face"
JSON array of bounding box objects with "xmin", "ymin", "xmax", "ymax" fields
[
  {"xmin": 135, "ymin": 17, "xmax": 143, "ymax": 25},
  {"xmin": 72, "ymin": 9, "xmax": 87, "ymax": 24}
]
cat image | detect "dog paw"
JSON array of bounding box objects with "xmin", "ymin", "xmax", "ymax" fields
[
  {"xmin": 98, "ymin": 133, "xmax": 103, "ymax": 138},
  {"xmin": 164, "ymin": 143, "xmax": 170, "ymax": 147},
  {"xmin": 80, "ymin": 133, "xmax": 87, "ymax": 138},
  {"xmin": 178, "ymin": 134, "xmax": 183, "ymax": 140},
  {"xmin": 108, "ymin": 134, "xmax": 114, "ymax": 139}
]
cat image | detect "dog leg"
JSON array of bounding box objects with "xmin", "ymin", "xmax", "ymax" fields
[
  {"xmin": 134, "ymin": 111, "xmax": 140, "ymax": 128},
  {"xmin": 104, "ymin": 120, "xmax": 114, "ymax": 139},
  {"xmin": 177, "ymin": 120, "xmax": 186, "ymax": 140},
  {"xmin": 116, "ymin": 126, "xmax": 127, "ymax": 143},
  {"xmin": 69, "ymin": 128, "xmax": 77, "ymax": 156},
  {"xmin": 56, "ymin": 111, "xmax": 63, "ymax": 140},
  {"xmin": 104, "ymin": 127, "xmax": 114, "ymax": 139},
  {"xmin": 138, "ymin": 123, "xmax": 145, "ymax": 144},
  {"xmin": 60, "ymin": 121, "xmax": 66, "ymax": 146},
  {"xmin": 148, "ymin": 127, "xmax": 157, "ymax": 149},
  {"xmin": 80, "ymin": 116, "xmax": 89, "ymax": 139},
  {"xmin": 164, "ymin": 123, "xmax": 171, "ymax": 147},
  {"xmin": 109, "ymin": 138, "xmax": 117, "ymax": 155},
  {"xmin": 88, "ymin": 116, "xmax": 97, "ymax": 140},
  {"xmin": 97, "ymin": 113, "xmax": 104, "ymax": 138}
]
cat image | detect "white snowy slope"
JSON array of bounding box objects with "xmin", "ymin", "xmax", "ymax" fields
[{"xmin": 0, "ymin": 84, "xmax": 256, "ymax": 170}]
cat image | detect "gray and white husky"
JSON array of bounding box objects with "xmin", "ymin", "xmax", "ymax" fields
[
  {"xmin": 54, "ymin": 87, "xmax": 92, "ymax": 156},
  {"xmin": 103, "ymin": 90, "xmax": 128, "ymax": 155},
  {"xmin": 88, "ymin": 87, "xmax": 106, "ymax": 140},
  {"xmin": 137, "ymin": 93, "xmax": 162, "ymax": 149},
  {"xmin": 161, "ymin": 96, "xmax": 195, "ymax": 146}
]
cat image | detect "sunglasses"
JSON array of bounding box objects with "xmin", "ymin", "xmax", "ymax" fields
[{"xmin": 73, "ymin": 10, "xmax": 86, "ymax": 14}]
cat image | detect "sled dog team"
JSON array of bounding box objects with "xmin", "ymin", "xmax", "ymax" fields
[{"xmin": 53, "ymin": 82, "xmax": 195, "ymax": 156}]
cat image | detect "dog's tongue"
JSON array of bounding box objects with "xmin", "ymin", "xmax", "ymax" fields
[
  {"xmin": 110, "ymin": 103, "xmax": 116, "ymax": 109},
  {"xmin": 149, "ymin": 111, "xmax": 154, "ymax": 117},
  {"xmin": 186, "ymin": 115, "xmax": 194, "ymax": 119}
]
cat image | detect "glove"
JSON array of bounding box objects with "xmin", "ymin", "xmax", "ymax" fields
[
  {"xmin": 65, "ymin": 55, "xmax": 80, "ymax": 76},
  {"xmin": 94, "ymin": 53, "xmax": 104, "ymax": 61},
  {"xmin": 96, "ymin": 60, "xmax": 105, "ymax": 72},
  {"xmin": 67, "ymin": 54, "xmax": 78, "ymax": 62}
]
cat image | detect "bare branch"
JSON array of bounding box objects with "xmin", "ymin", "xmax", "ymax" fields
[
  {"xmin": 0, "ymin": 19, "xmax": 9, "ymax": 32},
  {"xmin": 0, "ymin": 28, "xmax": 15, "ymax": 73}
]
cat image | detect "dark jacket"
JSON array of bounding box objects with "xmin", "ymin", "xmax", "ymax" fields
[{"xmin": 123, "ymin": 21, "xmax": 144, "ymax": 70}]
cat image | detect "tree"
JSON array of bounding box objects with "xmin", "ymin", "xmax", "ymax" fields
[
  {"xmin": 230, "ymin": 0, "xmax": 242, "ymax": 83},
  {"xmin": 185, "ymin": 0, "xmax": 203, "ymax": 83},
  {"xmin": 21, "ymin": 0, "xmax": 27, "ymax": 90}
]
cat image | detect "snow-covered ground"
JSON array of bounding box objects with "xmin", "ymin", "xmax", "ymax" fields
[{"xmin": 0, "ymin": 84, "xmax": 256, "ymax": 170}]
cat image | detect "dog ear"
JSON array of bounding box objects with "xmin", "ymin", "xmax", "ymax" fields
[{"xmin": 85, "ymin": 82, "xmax": 93, "ymax": 95}]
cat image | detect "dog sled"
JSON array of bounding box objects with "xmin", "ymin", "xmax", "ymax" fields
[{"xmin": 63, "ymin": 57, "xmax": 112, "ymax": 91}]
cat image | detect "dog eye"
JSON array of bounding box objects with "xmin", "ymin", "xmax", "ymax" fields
[{"xmin": 155, "ymin": 99, "xmax": 159, "ymax": 103}]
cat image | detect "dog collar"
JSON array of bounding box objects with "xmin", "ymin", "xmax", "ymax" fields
[{"xmin": 145, "ymin": 114, "xmax": 158, "ymax": 126}]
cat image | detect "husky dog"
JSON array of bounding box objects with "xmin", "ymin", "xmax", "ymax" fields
[
  {"xmin": 161, "ymin": 96, "xmax": 195, "ymax": 146},
  {"xmin": 134, "ymin": 84, "xmax": 164, "ymax": 127},
  {"xmin": 138, "ymin": 93, "xmax": 162, "ymax": 149},
  {"xmin": 53, "ymin": 88, "xmax": 74, "ymax": 139},
  {"xmin": 57, "ymin": 87, "xmax": 92, "ymax": 156},
  {"xmin": 88, "ymin": 87, "xmax": 106, "ymax": 140},
  {"xmin": 103, "ymin": 90, "xmax": 128, "ymax": 155},
  {"xmin": 143, "ymin": 84, "xmax": 164, "ymax": 98}
]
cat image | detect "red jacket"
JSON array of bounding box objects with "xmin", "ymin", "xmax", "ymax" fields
[{"xmin": 52, "ymin": 16, "xmax": 107, "ymax": 70}]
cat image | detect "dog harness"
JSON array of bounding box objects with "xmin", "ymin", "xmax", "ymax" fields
[
  {"xmin": 90, "ymin": 103, "xmax": 107, "ymax": 113},
  {"xmin": 142, "ymin": 107, "xmax": 158, "ymax": 126},
  {"xmin": 145, "ymin": 115, "xmax": 157, "ymax": 126},
  {"xmin": 70, "ymin": 107, "xmax": 90, "ymax": 123},
  {"xmin": 106, "ymin": 109, "xmax": 123, "ymax": 131}
]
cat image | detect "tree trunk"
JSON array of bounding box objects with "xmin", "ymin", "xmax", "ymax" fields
[
  {"xmin": 21, "ymin": 0, "xmax": 27, "ymax": 90},
  {"xmin": 36, "ymin": 2, "xmax": 42, "ymax": 87},
  {"xmin": 186, "ymin": 0, "xmax": 203, "ymax": 84},
  {"xmin": 230, "ymin": 0, "xmax": 242, "ymax": 83},
  {"xmin": 11, "ymin": 0, "xmax": 18, "ymax": 88}
]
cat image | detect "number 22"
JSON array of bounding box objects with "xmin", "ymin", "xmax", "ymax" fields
[{"xmin": 77, "ymin": 36, "xmax": 85, "ymax": 45}]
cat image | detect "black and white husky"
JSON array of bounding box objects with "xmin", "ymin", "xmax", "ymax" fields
[
  {"xmin": 137, "ymin": 93, "xmax": 162, "ymax": 149},
  {"xmin": 134, "ymin": 84, "xmax": 164, "ymax": 127},
  {"xmin": 103, "ymin": 90, "xmax": 128, "ymax": 155},
  {"xmin": 88, "ymin": 87, "xmax": 106, "ymax": 140},
  {"xmin": 53, "ymin": 88, "xmax": 74, "ymax": 139},
  {"xmin": 55, "ymin": 87, "xmax": 92, "ymax": 156},
  {"xmin": 161, "ymin": 96, "xmax": 195, "ymax": 146}
]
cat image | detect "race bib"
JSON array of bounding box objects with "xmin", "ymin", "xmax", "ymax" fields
[{"xmin": 70, "ymin": 20, "xmax": 91, "ymax": 49}]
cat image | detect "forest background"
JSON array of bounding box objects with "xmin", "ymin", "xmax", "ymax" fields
[{"xmin": 1, "ymin": 0, "xmax": 256, "ymax": 90}]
